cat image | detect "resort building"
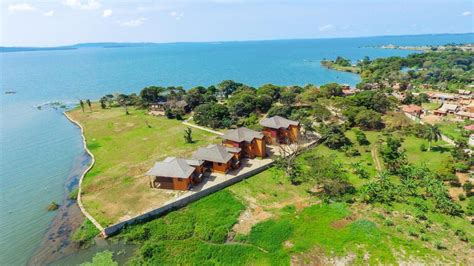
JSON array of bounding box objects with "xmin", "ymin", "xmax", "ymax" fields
[
  {"xmin": 193, "ymin": 144, "xmax": 241, "ymax": 174},
  {"xmin": 260, "ymin": 116, "xmax": 300, "ymax": 144},
  {"xmin": 401, "ymin": 104, "xmax": 423, "ymax": 117},
  {"xmin": 146, "ymin": 157, "xmax": 203, "ymax": 190},
  {"xmin": 221, "ymin": 127, "xmax": 267, "ymax": 158},
  {"xmin": 434, "ymin": 103, "xmax": 459, "ymax": 116}
]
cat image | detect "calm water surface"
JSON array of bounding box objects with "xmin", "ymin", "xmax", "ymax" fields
[{"xmin": 1, "ymin": 33, "xmax": 473, "ymax": 265}]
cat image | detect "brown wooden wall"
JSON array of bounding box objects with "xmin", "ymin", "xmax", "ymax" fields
[
  {"xmin": 154, "ymin": 176, "xmax": 190, "ymax": 190},
  {"xmin": 212, "ymin": 161, "xmax": 231, "ymax": 174}
]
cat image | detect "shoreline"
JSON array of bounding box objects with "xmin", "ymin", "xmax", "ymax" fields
[{"xmin": 63, "ymin": 111, "xmax": 105, "ymax": 233}]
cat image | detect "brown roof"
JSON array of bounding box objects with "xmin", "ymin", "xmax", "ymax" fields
[
  {"xmin": 146, "ymin": 157, "xmax": 195, "ymax": 178},
  {"xmin": 402, "ymin": 104, "xmax": 423, "ymax": 113},
  {"xmin": 259, "ymin": 116, "xmax": 299, "ymax": 129},
  {"xmin": 192, "ymin": 144, "xmax": 235, "ymax": 163},
  {"xmin": 221, "ymin": 127, "xmax": 263, "ymax": 143},
  {"xmin": 464, "ymin": 124, "xmax": 474, "ymax": 131}
]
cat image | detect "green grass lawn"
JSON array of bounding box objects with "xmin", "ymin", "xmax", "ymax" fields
[
  {"xmin": 422, "ymin": 102, "xmax": 441, "ymax": 111},
  {"xmin": 68, "ymin": 105, "xmax": 220, "ymax": 226},
  {"xmin": 437, "ymin": 120, "xmax": 470, "ymax": 141}
]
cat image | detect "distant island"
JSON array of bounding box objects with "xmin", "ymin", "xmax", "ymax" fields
[{"xmin": 0, "ymin": 42, "xmax": 156, "ymax": 53}]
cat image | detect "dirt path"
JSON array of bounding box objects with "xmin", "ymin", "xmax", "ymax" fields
[
  {"xmin": 371, "ymin": 145, "xmax": 382, "ymax": 173},
  {"xmin": 182, "ymin": 117, "xmax": 224, "ymax": 136}
]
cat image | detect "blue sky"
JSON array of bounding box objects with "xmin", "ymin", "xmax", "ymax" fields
[{"xmin": 1, "ymin": 0, "xmax": 473, "ymax": 46}]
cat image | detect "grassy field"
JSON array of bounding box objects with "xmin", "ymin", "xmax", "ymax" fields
[
  {"xmin": 68, "ymin": 105, "xmax": 220, "ymax": 226},
  {"xmin": 437, "ymin": 120, "xmax": 470, "ymax": 141},
  {"xmin": 112, "ymin": 188, "xmax": 471, "ymax": 265}
]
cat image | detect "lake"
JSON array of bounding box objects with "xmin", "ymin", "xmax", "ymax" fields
[{"xmin": 1, "ymin": 33, "xmax": 473, "ymax": 265}]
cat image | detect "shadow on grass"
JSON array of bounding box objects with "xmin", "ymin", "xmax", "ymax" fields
[{"xmin": 430, "ymin": 145, "xmax": 451, "ymax": 153}]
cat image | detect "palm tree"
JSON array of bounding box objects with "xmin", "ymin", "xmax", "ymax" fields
[{"xmin": 424, "ymin": 124, "xmax": 442, "ymax": 151}]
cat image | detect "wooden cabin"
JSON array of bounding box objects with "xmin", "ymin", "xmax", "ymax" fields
[
  {"xmin": 146, "ymin": 157, "xmax": 202, "ymax": 190},
  {"xmin": 259, "ymin": 116, "xmax": 300, "ymax": 144},
  {"xmin": 192, "ymin": 144, "xmax": 241, "ymax": 174},
  {"xmin": 221, "ymin": 127, "xmax": 267, "ymax": 158}
]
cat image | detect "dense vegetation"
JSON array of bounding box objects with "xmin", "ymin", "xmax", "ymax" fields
[{"xmin": 322, "ymin": 48, "xmax": 474, "ymax": 92}]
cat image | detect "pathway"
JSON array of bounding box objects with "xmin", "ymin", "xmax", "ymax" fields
[
  {"xmin": 371, "ymin": 145, "xmax": 383, "ymax": 173},
  {"xmin": 182, "ymin": 117, "xmax": 224, "ymax": 136}
]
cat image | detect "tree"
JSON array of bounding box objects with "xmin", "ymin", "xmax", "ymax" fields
[
  {"xmin": 267, "ymin": 105, "xmax": 292, "ymax": 118},
  {"xmin": 354, "ymin": 129, "xmax": 370, "ymax": 145},
  {"xmin": 86, "ymin": 99, "xmax": 92, "ymax": 111},
  {"xmin": 79, "ymin": 100, "xmax": 85, "ymax": 112},
  {"xmin": 184, "ymin": 127, "xmax": 193, "ymax": 143},
  {"xmin": 255, "ymin": 95, "xmax": 273, "ymax": 113},
  {"xmin": 257, "ymin": 84, "xmax": 281, "ymax": 100},
  {"xmin": 312, "ymin": 103, "xmax": 331, "ymax": 122},
  {"xmin": 305, "ymin": 154, "xmax": 354, "ymax": 200},
  {"xmin": 319, "ymin": 83, "xmax": 343, "ymax": 98},
  {"xmin": 218, "ymin": 80, "xmax": 242, "ymax": 98},
  {"xmin": 273, "ymin": 136, "xmax": 306, "ymax": 184},
  {"xmin": 354, "ymin": 109, "xmax": 383, "ymax": 130},
  {"xmin": 194, "ymin": 103, "xmax": 231, "ymax": 128},
  {"xmin": 380, "ymin": 137, "xmax": 406, "ymax": 172},
  {"xmin": 117, "ymin": 94, "xmax": 130, "ymax": 115},
  {"xmin": 424, "ymin": 124, "xmax": 442, "ymax": 151},
  {"xmin": 320, "ymin": 124, "xmax": 351, "ymax": 150}
]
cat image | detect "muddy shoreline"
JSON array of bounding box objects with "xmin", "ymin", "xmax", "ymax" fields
[{"xmin": 28, "ymin": 153, "xmax": 91, "ymax": 266}]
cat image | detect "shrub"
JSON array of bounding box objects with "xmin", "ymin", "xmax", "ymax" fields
[
  {"xmin": 420, "ymin": 235, "xmax": 429, "ymax": 241},
  {"xmin": 345, "ymin": 148, "xmax": 361, "ymax": 157},
  {"xmin": 72, "ymin": 219, "xmax": 100, "ymax": 245},
  {"xmin": 383, "ymin": 219, "xmax": 394, "ymax": 226},
  {"xmin": 408, "ymin": 229, "xmax": 419, "ymax": 237},
  {"xmin": 419, "ymin": 143, "xmax": 427, "ymax": 152},
  {"xmin": 435, "ymin": 241, "xmax": 446, "ymax": 250},
  {"xmin": 454, "ymin": 162, "xmax": 470, "ymax": 173},
  {"xmin": 459, "ymin": 194, "xmax": 466, "ymax": 201},
  {"xmin": 47, "ymin": 201, "xmax": 59, "ymax": 211}
]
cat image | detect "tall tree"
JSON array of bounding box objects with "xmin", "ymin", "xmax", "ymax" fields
[
  {"xmin": 183, "ymin": 127, "xmax": 193, "ymax": 143},
  {"xmin": 86, "ymin": 99, "xmax": 92, "ymax": 111},
  {"xmin": 79, "ymin": 100, "xmax": 85, "ymax": 112},
  {"xmin": 424, "ymin": 124, "xmax": 442, "ymax": 151}
]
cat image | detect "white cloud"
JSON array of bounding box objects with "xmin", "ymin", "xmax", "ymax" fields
[
  {"xmin": 63, "ymin": 0, "xmax": 101, "ymax": 10},
  {"xmin": 102, "ymin": 9, "xmax": 112, "ymax": 18},
  {"xmin": 170, "ymin": 11, "xmax": 184, "ymax": 20},
  {"xmin": 462, "ymin": 11, "xmax": 471, "ymax": 16},
  {"xmin": 43, "ymin": 10, "xmax": 55, "ymax": 16},
  {"xmin": 8, "ymin": 3, "xmax": 36, "ymax": 12},
  {"xmin": 318, "ymin": 24, "xmax": 334, "ymax": 32},
  {"xmin": 120, "ymin": 17, "xmax": 146, "ymax": 27}
]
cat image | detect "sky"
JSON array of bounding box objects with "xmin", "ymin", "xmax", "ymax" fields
[{"xmin": 1, "ymin": 0, "xmax": 473, "ymax": 47}]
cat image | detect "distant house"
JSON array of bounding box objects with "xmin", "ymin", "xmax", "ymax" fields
[
  {"xmin": 455, "ymin": 111, "xmax": 474, "ymax": 121},
  {"xmin": 146, "ymin": 157, "xmax": 203, "ymax": 190},
  {"xmin": 259, "ymin": 116, "xmax": 300, "ymax": 144},
  {"xmin": 428, "ymin": 92, "xmax": 458, "ymax": 103},
  {"xmin": 464, "ymin": 124, "xmax": 474, "ymax": 131},
  {"xmin": 221, "ymin": 127, "xmax": 267, "ymax": 158},
  {"xmin": 402, "ymin": 104, "xmax": 423, "ymax": 117},
  {"xmin": 193, "ymin": 144, "xmax": 241, "ymax": 174},
  {"xmin": 434, "ymin": 103, "xmax": 459, "ymax": 116},
  {"xmin": 458, "ymin": 89, "xmax": 472, "ymax": 96},
  {"xmin": 166, "ymin": 100, "xmax": 190, "ymax": 113}
]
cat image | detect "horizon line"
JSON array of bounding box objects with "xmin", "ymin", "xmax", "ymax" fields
[{"xmin": 2, "ymin": 32, "xmax": 473, "ymax": 48}]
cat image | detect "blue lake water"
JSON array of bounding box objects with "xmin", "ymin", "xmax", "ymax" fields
[{"xmin": 1, "ymin": 33, "xmax": 473, "ymax": 265}]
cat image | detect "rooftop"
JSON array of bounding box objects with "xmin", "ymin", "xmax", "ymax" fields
[
  {"xmin": 402, "ymin": 104, "xmax": 423, "ymax": 113},
  {"xmin": 193, "ymin": 144, "xmax": 235, "ymax": 163},
  {"xmin": 146, "ymin": 157, "xmax": 195, "ymax": 178},
  {"xmin": 259, "ymin": 115, "xmax": 299, "ymax": 129},
  {"xmin": 221, "ymin": 127, "xmax": 264, "ymax": 143}
]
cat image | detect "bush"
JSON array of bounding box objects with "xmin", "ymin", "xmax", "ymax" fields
[
  {"xmin": 454, "ymin": 162, "xmax": 470, "ymax": 173},
  {"xmin": 47, "ymin": 201, "xmax": 59, "ymax": 211},
  {"xmin": 435, "ymin": 241, "xmax": 446, "ymax": 250},
  {"xmin": 420, "ymin": 235, "xmax": 429, "ymax": 241},
  {"xmin": 459, "ymin": 194, "xmax": 466, "ymax": 201},
  {"xmin": 383, "ymin": 219, "xmax": 394, "ymax": 226},
  {"xmin": 72, "ymin": 219, "xmax": 100, "ymax": 245},
  {"xmin": 345, "ymin": 148, "xmax": 360, "ymax": 157},
  {"xmin": 408, "ymin": 229, "xmax": 419, "ymax": 237},
  {"xmin": 419, "ymin": 143, "xmax": 427, "ymax": 152}
]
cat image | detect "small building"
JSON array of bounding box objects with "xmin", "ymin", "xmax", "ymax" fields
[
  {"xmin": 259, "ymin": 116, "xmax": 300, "ymax": 144},
  {"xmin": 464, "ymin": 124, "xmax": 474, "ymax": 131},
  {"xmin": 434, "ymin": 103, "xmax": 459, "ymax": 116},
  {"xmin": 193, "ymin": 144, "xmax": 241, "ymax": 174},
  {"xmin": 428, "ymin": 92, "xmax": 459, "ymax": 103},
  {"xmin": 455, "ymin": 111, "xmax": 474, "ymax": 121},
  {"xmin": 402, "ymin": 104, "xmax": 423, "ymax": 117},
  {"xmin": 146, "ymin": 157, "xmax": 202, "ymax": 190},
  {"xmin": 458, "ymin": 89, "xmax": 472, "ymax": 95},
  {"xmin": 221, "ymin": 127, "xmax": 267, "ymax": 158}
]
